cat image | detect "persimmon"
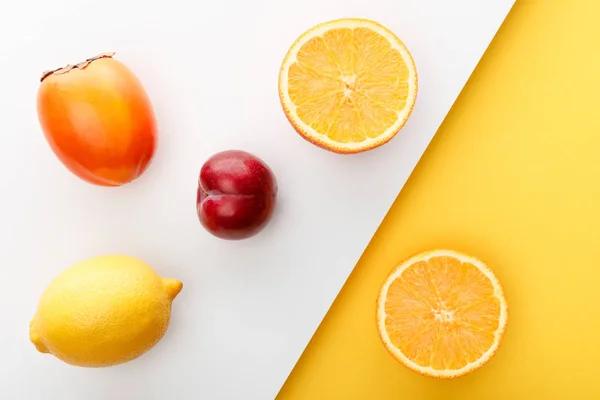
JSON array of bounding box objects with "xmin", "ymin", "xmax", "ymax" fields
[{"xmin": 37, "ymin": 53, "xmax": 157, "ymax": 186}]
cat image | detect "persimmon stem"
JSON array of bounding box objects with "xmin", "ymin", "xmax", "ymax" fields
[{"xmin": 40, "ymin": 52, "xmax": 116, "ymax": 82}]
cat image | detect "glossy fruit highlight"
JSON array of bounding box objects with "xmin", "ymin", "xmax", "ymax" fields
[
  {"xmin": 37, "ymin": 53, "xmax": 157, "ymax": 186},
  {"xmin": 197, "ymin": 150, "xmax": 277, "ymax": 240}
]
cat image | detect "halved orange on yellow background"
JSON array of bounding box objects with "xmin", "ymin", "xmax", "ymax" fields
[
  {"xmin": 279, "ymin": 18, "xmax": 418, "ymax": 153},
  {"xmin": 377, "ymin": 250, "xmax": 508, "ymax": 378}
]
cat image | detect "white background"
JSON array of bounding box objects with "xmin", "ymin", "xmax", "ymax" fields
[{"xmin": 0, "ymin": 1, "xmax": 513, "ymax": 399}]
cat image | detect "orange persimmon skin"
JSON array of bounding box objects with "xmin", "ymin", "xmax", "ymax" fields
[{"xmin": 37, "ymin": 57, "xmax": 157, "ymax": 186}]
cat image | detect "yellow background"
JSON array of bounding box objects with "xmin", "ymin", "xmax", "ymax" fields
[{"xmin": 278, "ymin": 1, "xmax": 600, "ymax": 399}]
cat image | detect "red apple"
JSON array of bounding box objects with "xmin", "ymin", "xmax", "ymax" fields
[{"xmin": 197, "ymin": 150, "xmax": 278, "ymax": 240}]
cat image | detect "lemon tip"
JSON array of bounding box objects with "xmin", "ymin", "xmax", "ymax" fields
[
  {"xmin": 29, "ymin": 326, "xmax": 49, "ymax": 354},
  {"xmin": 163, "ymin": 278, "xmax": 183, "ymax": 300}
]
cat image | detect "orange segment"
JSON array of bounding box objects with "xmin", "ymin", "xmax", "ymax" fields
[
  {"xmin": 279, "ymin": 18, "xmax": 418, "ymax": 153},
  {"xmin": 376, "ymin": 250, "xmax": 508, "ymax": 378}
]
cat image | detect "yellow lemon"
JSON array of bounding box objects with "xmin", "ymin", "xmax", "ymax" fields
[{"xmin": 29, "ymin": 255, "xmax": 183, "ymax": 367}]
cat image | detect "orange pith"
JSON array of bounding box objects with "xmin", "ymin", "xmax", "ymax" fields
[
  {"xmin": 279, "ymin": 19, "xmax": 418, "ymax": 153},
  {"xmin": 376, "ymin": 250, "xmax": 508, "ymax": 378}
]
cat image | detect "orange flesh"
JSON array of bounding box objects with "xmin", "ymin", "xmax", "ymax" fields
[
  {"xmin": 287, "ymin": 27, "xmax": 410, "ymax": 143},
  {"xmin": 384, "ymin": 256, "xmax": 501, "ymax": 370}
]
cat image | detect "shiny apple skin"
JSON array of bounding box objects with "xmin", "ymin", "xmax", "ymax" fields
[{"xmin": 197, "ymin": 150, "xmax": 277, "ymax": 240}]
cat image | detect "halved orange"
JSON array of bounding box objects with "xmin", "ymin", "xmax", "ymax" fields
[
  {"xmin": 279, "ymin": 18, "xmax": 418, "ymax": 153},
  {"xmin": 376, "ymin": 250, "xmax": 508, "ymax": 378}
]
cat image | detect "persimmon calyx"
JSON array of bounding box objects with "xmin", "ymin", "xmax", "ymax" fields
[{"xmin": 40, "ymin": 52, "xmax": 116, "ymax": 82}]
